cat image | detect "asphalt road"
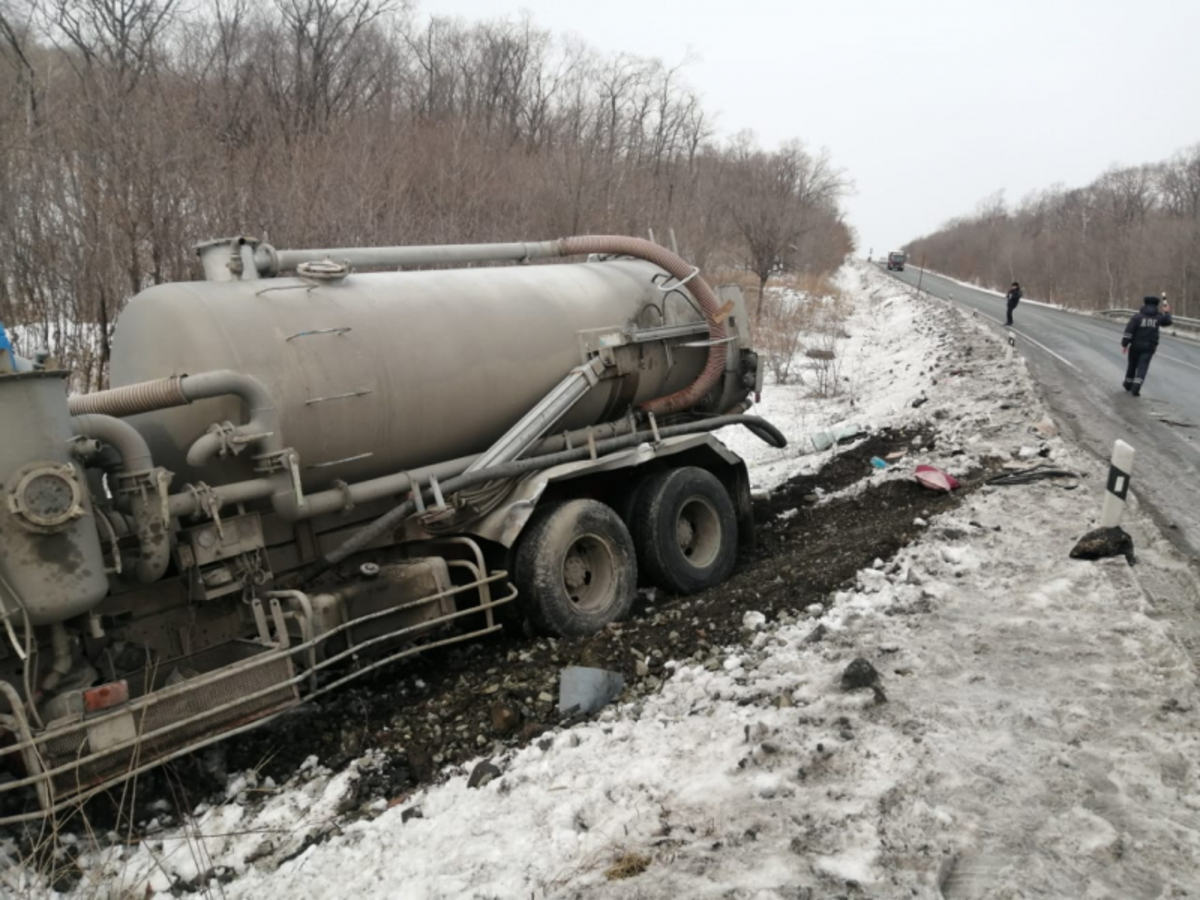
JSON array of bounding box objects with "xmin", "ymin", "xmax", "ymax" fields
[{"xmin": 882, "ymin": 265, "xmax": 1200, "ymax": 557}]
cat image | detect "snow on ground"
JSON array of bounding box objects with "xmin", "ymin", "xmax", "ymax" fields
[
  {"xmin": 18, "ymin": 263, "xmax": 1200, "ymax": 899},
  {"xmin": 719, "ymin": 266, "xmax": 932, "ymax": 491}
]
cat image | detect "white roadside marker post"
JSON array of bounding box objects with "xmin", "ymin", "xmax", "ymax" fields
[
  {"xmin": 1005, "ymin": 334, "xmax": 1015, "ymax": 364},
  {"xmin": 1100, "ymin": 440, "xmax": 1135, "ymax": 528}
]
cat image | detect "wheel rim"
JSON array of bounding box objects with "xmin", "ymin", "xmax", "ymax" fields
[
  {"xmin": 676, "ymin": 497, "xmax": 721, "ymax": 569},
  {"xmin": 561, "ymin": 533, "xmax": 618, "ymax": 612}
]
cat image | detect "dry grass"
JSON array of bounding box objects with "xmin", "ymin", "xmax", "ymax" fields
[
  {"xmin": 1, "ymin": 750, "xmax": 274, "ymax": 900},
  {"xmin": 604, "ymin": 850, "xmax": 653, "ymax": 881},
  {"xmin": 714, "ymin": 268, "xmax": 846, "ymax": 389}
]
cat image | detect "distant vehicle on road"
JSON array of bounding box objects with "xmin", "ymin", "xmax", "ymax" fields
[{"xmin": 887, "ymin": 252, "xmax": 907, "ymax": 272}]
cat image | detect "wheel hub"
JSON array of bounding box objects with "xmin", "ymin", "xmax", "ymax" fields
[
  {"xmin": 674, "ymin": 497, "xmax": 721, "ymax": 567},
  {"xmin": 559, "ymin": 533, "xmax": 617, "ymax": 611},
  {"xmin": 563, "ymin": 553, "xmax": 590, "ymax": 591},
  {"xmin": 676, "ymin": 516, "xmax": 696, "ymax": 553}
]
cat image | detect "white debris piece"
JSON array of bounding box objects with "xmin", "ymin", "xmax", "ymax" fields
[{"xmin": 742, "ymin": 611, "xmax": 768, "ymax": 631}]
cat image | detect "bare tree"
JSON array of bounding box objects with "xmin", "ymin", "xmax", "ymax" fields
[
  {"xmin": 0, "ymin": 0, "xmax": 39, "ymax": 129},
  {"xmin": 906, "ymin": 145, "xmax": 1200, "ymax": 317},
  {"xmin": 261, "ymin": 0, "xmax": 399, "ymax": 135},
  {"xmin": 723, "ymin": 134, "xmax": 849, "ymax": 322},
  {"xmin": 0, "ymin": 4, "xmax": 857, "ymax": 384}
]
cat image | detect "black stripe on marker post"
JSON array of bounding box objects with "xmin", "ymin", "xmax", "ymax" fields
[{"xmin": 1106, "ymin": 464, "xmax": 1130, "ymax": 501}]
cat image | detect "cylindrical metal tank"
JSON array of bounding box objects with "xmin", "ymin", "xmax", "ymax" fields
[
  {"xmin": 109, "ymin": 259, "xmax": 710, "ymax": 491},
  {"xmin": 0, "ymin": 372, "xmax": 110, "ymax": 625}
]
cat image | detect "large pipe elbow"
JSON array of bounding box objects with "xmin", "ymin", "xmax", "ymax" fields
[
  {"xmin": 186, "ymin": 430, "xmax": 226, "ymax": 468},
  {"xmin": 181, "ymin": 371, "xmax": 283, "ymax": 460},
  {"xmin": 128, "ymin": 492, "xmax": 172, "ymax": 584},
  {"xmin": 70, "ymin": 415, "xmax": 173, "ymax": 585},
  {"xmin": 72, "ymin": 370, "xmax": 283, "ymax": 463},
  {"xmin": 178, "ymin": 370, "xmax": 275, "ymax": 422},
  {"xmin": 68, "ymin": 370, "xmax": 276, "ymax": 434},
  {"xmin": 71, "ymin": 414, "xmax": 155, "ymax": 473},
  {"xmin": 557, "ymin": 235, "xmax": 728, "ymax": 416}
]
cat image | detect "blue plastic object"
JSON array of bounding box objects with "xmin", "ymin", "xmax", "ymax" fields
[
  {"xmin": 0, "ymin": 320, "xmax": 14, "ymax": 370},
  {"xmin": 870, "ymin": 456, "xmax": 888, "ymax": 469}
]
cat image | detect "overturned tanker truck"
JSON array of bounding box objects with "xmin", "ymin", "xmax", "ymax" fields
[{"xmin": 0, "ymin": 235, "xmax": 784, "ymax": 821}]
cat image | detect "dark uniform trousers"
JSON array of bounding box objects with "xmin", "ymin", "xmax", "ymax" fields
[{"xmin": 1125, "ymin": 347, "xmax": 1154, "ymax": 388}]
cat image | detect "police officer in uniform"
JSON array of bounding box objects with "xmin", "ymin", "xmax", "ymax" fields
[
  {"xmin": 1121, "ymin": 295, "xmax": 1173, "ymax": 396},
  {"xmin": 1005, "ymin": 282, "xmax": 1022, "ymax": 326}
]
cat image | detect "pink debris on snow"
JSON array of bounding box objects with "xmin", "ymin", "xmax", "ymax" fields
[{"xmin": 914, "ymin": 464, "xmax": 960, "ymax": 492}]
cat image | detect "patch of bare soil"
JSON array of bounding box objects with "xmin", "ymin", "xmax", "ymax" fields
[{"xmin": 15, "ymin": 425, "xmax": 982, "ymax": 856}]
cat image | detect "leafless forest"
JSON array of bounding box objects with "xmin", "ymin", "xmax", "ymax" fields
[
  {"xmin": 904, "ymin": 146, "xmax": 1200, "ymax": 316},
  {"xmin": 0, "ymin": 0, "xmax": 853, "ymax": 390}
]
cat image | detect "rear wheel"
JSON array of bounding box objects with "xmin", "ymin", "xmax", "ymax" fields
[
  {"xmin": 513, "ymin": 499, "xmax": 637, "ymax": 637},
  {"xmin": 631, "ymin": 467, "xmax": 738, "ymax": 595}
]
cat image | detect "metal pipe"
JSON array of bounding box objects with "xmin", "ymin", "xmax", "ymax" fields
[
  {"xmin": 0, "ymin": 679, "xmax": 51, "ymax": 812},
  {"xmin": 559, "ymin": 235, "xmax": 728, "ymax": 416},
  {"xmin": 532, "ymin": 417, "xmax": 638, "ymax": 454},
  {"xmin": 271, "ymin": 455, "xmax": 478, "ymax": 520},
  {"xmin": 277, "ymin": 417, "xmax": 646, "ymax": 520},
  {"xmin": 126, "ymin": 490, "xmax": 172, "ymax": 584},
  {"xmin": 266, "ymin": 590, "xmax": 319, "ymax": 677},
  {"xmin": 172, "ymin": 417, "xmax": 632, "ymax": 523},
  {"xmin": 71, "ymin": 414, "xmax": 153, "ymax": 473},
  {"xmin": 178, "ymin": 370, "xmax": 283, "ymax": 460},
  {"xmin": 259, "ymin": 240, "xmax": 563, "ymax": 276},
  {"xmin": 464, "ymin": 357, "xmax": 606, "ymax": 475},
  {"xmin": 185, "ymin": 431, "xmax": 225, "ymax": 466},
  {"xmin": 67, "ymin": 371, "xmax": 280, "ymax": 458},
  {"xmin": 39, "ymin": 623, "xmax": 72, "ymax": 693},
  {"xmin": 167, "ymin": 479, "xmax": 277, "ymax": 519},
  {"xmin": 170, "ymin": 416, "xmax": 637, "ymax": 524},
  {"xmin": 69, "ymin": 375, "xmax": 288, "ymax": 573},
  {"xmin": 162, "ymin": 406, "xmax": 746, "ymax": 532},
  {"xmin": 66, "ymin": 370, "xmax": 282, "ymax": 474},
  {"xmin": 71, "ymin": 414, "xmax": 172, "ymax": 584}
]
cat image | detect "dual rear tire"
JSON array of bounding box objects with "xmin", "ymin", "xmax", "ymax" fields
[
  {"xmin": 630, "ymin": 466, "xmax": 738, "ymax": 596},
  {"xmin": 513, "ymin": 467, "xmax": 738, "ymax": 637}
]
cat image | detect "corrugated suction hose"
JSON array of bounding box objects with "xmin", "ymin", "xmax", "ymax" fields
[
  {"xmin": 68, "ymin": 376, "xmax": 188, "ymax": 418},
  {"xmin": 558, "ymin": 236, "xmax": 728, "ymax": 416}
]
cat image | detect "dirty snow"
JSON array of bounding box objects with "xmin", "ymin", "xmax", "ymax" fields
[
  {"xmin": 719, "ymin": 266, "xmax": 935, "ymax": 492},
  {"xmin": 13, "ymin": 263, "xmax": 1200, "ymax": 899}
]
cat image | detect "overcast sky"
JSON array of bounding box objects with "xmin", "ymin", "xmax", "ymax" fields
[{"xmin": 430, "ymin": 0, "xmax": 1200, "ymax": 257}]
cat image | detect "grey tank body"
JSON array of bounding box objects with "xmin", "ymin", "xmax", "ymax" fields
[{"xmin": 110, "ymin": 259, "xmax": 707, "ymax": 491}]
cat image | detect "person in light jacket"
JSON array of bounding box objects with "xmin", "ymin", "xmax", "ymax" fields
[
  {"xmin": 1005, "ymin": 282, "xmax": 1022, "ymax": 326},
  {"xmin": 1122, "ymin": 295, "xmax": 1173, "ymax": 396}
]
